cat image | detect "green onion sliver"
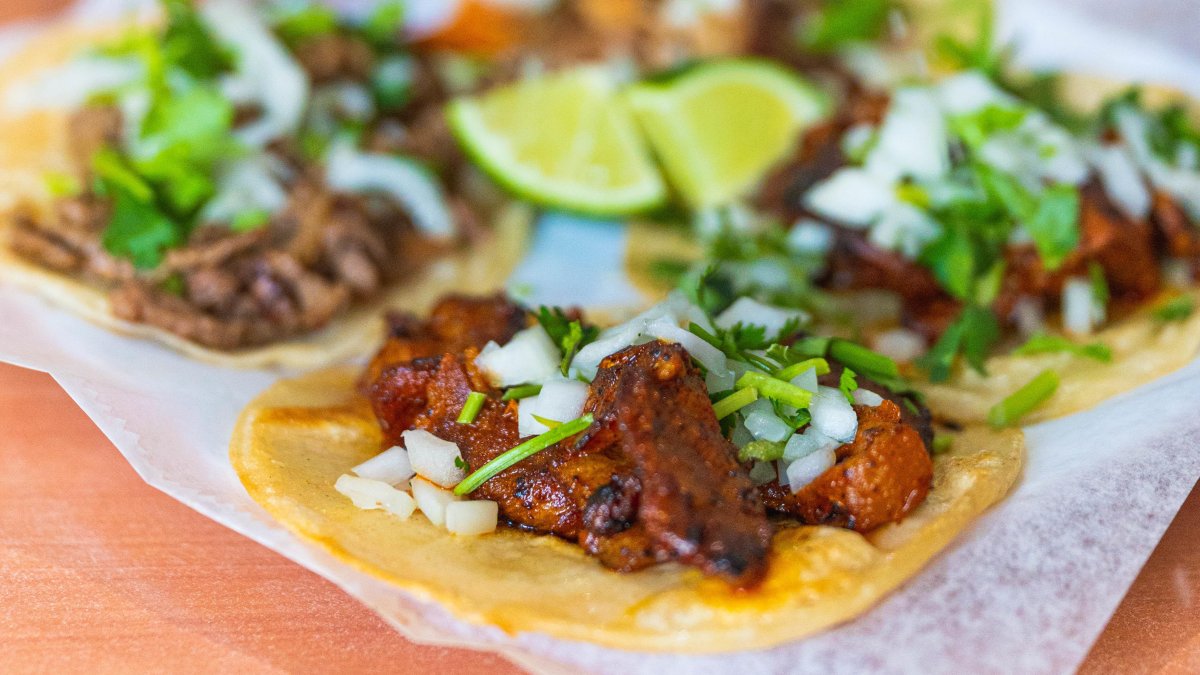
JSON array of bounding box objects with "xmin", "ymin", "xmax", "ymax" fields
[
  {"xmin": 737, "ymin": 371, "xmax": 814, "ymax": 409},
  {"xmin": 453, "ymin": 413, "xmax": 594, "ymax": 496},
  {"xmin": 532, "ymin": 414, "xmax": 562, "ymax": 429},
  {"xmin": 829, "ymin": 340, "xmax": 899, "ymax": 380},
  {"xmin": 712, "ymin": 387, "xmax": 758, "ymax": 420},
  {"xmin": 987, "ymin": 369, "xmax": 1059, "ymax": 428},
  {"xmin": 776, "ymin": 357, "xmax": 830, "ymax": 381},
  {"xmin": 456, "ymin": 391, "xmax": 487, "ymax": 424},
  {"xmin": 501, "ymin": 383, "xmax": 542, "ymax": 401}
]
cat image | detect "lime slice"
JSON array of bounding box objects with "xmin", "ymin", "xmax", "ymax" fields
[
  {"xmin": 447, "ymin": 68, "xmax": 667, "ymax": 216},
  {"xmin": 627, "ymin": 59, "xmax": 831, "ymax": 209}
]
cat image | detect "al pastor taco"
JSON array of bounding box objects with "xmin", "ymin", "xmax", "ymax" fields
[
  {"xmin": 626, "ymin": 3, "xmax": 1200, "ymax": 426},
  {"xmin": 230, "ymin": 289, "xmax": 1022, "ymax": 651}
]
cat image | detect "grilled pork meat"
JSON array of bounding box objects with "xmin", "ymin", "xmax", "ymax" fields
[
  {"xmin": 758, "ymin": 399, "xmax": 932, "ymax": 531},
  {"xmin": 363, "ymin": 295, "xmax": 935, "ymax": 587}
]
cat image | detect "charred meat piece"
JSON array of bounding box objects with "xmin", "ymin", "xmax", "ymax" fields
[
  {"xmin": 576, "ymin": 342, "xmax": 772, "ymax": 586},
  {"xmin": 819, "ymin": 363, "xmax": 934, "ymax": 453},
  {"xmin": 1151, "ymin": 190, "xmax": 1200, "ymax": 269},
  {"xmin": 362, "ymin": 293, "xmax": 528, "ymax": 388},
  {"xmin": 759, "ymin": 400, "xmax": 933, "ymax": 532}
]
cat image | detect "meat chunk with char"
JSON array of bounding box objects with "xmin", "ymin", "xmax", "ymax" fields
[{"xmin": 759, "ymin": 400, "xmax": 933, "ymax": 532}]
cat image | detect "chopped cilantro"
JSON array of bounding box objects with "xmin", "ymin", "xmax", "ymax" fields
[
  {"xmin": 160, "ymin": 0, "xmax": 233, "ymax": 79},
  {"xmin": 362, "ymin": 0, "xmax": 406, "ymax": 48},
  {"xmin": 536, "ymin": 307, "xmax": 599, "ymax": 376},
  {"xmin": 738, "ymin": 439, "xmax": 786, "ymax": 463},
  {"xmin": 272, "ymin": 3, "xmax": 340, "ymax": 44},
  {"xmin": 98, "ymin": 179, "xmax": 182, "ymax": 270},
  {"xmin": 1153, "ymin": 296, "xmax": 1195, "ymax": 322},
  {"xmin": 919, "ymin": 305, "xmax": 999, "ymax": 382},
  {"xmin": 800, "ymin": 0, "xmax": 894, "ymax": 54},
  {"xmin": 1012, "ymin": 333, "xmax": 1112, "ymax": 362},
  {"xmin": 838, "ymin": 368, "xmax": 858, "ymax": 404},
  {"xmin": 951, "ymin": 104, "xmax": 1028, "ymax": 150},
  {"xmin": 453, "ymin": 456, "xmax": 469, "ymax": 470}
]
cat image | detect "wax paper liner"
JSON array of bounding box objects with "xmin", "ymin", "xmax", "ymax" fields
[{"xmin": 3, "ymin": 2, "xmax": 1200, "ymax": 673}]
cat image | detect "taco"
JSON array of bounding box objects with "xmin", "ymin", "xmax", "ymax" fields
[
  {"xmin": 0, "ymin": 0, "xmax": 534, "ymax": 368},
  {"xmin": 231, "ymin": 290, "xmax": 1022, "ymax": 651},
  {"xmin": 626, "ymin": 3, "xmax": 1200, "ymax": 426}
]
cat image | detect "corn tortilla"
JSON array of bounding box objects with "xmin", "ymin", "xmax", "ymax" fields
[{"xmin": 231, "ymin": 366, "xmax": 1023, "ymax": 652}]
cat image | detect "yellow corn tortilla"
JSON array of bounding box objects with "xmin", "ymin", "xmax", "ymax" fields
[
  {"xmin": 231, "ymin": 366, "xmax": 1023, "ymax": 652},
  {"xmin": 0, "ymin": 23, "xmax": 531, "ymax": 369}
]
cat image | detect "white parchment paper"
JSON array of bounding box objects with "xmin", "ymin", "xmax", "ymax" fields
[{"xmin": 2, "ymin": 2, "xmax": 1199, "ymax": 673}]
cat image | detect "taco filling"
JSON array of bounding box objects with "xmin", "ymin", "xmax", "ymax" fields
[
  {"xmin": 347, "ymin": 290, "xmax": 935, "ymax": 587},
  {"xmin": 2, "ymin": 0, "xmax": 517, "ymax": 351}
]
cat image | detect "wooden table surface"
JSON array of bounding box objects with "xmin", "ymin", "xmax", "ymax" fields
[{"xmin": 1, "ymin": 1, "xmax": 1198, "ymax": 673}]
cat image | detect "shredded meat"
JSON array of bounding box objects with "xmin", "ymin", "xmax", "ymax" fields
[
  {"xmin": 758, "ymin": 400, "xmax": 933, "ymax": 531},
  {"xmin": 294, "ymin": 34, "xmax": 375, "ymax": 83}
]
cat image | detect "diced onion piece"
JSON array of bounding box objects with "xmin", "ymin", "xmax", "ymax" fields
[
  {"xmin": 787, "ymin": 219, "xmax": 835, "ymax": 255},
  {"xmin": 445, "ymin": 500, "xmax": 499, "ymax": 536},
  {"xmin": 517, "ymin": 378, "xmax": 589, "ymax": 437},
  {"xmin": 865, "ymin": 87, "xmax": 949, "ymax": 182},
  {"xmin": 789, "ymin": 367, "xmax": 819, "ymax": 394},
  {"xmin": 786, "ymin": 446, "xmax": 837, "ymax": 492},
  {"xmin": 810, "ymin": 386, "xmax": 858, "ymax": 443},
  {"xmin": 935, "ymin": 71, "xmax": 1013, "ymax": 115},
  {"xmin": 411, "ymin": 476, "xmax": 460, "ymax": 527},
  {"xmin": 475, "ymin": 325, "xmax": 562, "ymax": 388},
  {"xmin": 783, "ymin": 425, "xmax": 840, "ymax": 461},
  {"xmin": 334, "ymin": 474, "xmax": 416, "ymax": 519},
  {"xmin": 870, "ymin": 328, "xmax": 926, "ymax": 363},
  {"xmin": 200, "ymin": 156, "xmax": 287, "ymax": 225},
  {"xmin": 705, "ymin": 367, "xmax": 737, "ymax": 393},
  {"xmin": 402, "ymin": 429, "xmax": 466, "ymax": 488},
  {"xmin": 325, "ymin": 141, "xmax": 455, "ymax": 238},
  {"xmin": 715, "ymin": 297, "xmax": 808, "ymax": 340},
  {"xmin": 643, "ymin": 319, "xmax": 728, "ymax": 375},
  {"xmin": 853, "ymin": 388, "xmax": 885, "ymax": 407},
  {"xmin": 351, "ymin": 446, "xmax": 415, "ymax": 486},
  {"xmin": 203, "ymin": 0, "xmax": 309, "ymax": 147},
  {"xmin": 1011, "ymin": 297, "xmax": 1046, "ymax": 338},
  {"xmin": 805, "ymin": 168, "xmax": 896, "ymax": 227},
  {"xmin": 868, "ymin": 202, "xmax": 941, "ymax": 258},
  {"xmin": 1062, "ymin": 276, "xmax": 1104, "ymax": 336},
  {"xmin": 743, "ymin": 409, "xmax": 792, "ymax": 443},
  {"xmin": 5, "ymin": 57, "xmax": 142, "ymax": 113},
  {"xmin": 748, "ymin": 460, "xmax": 777, "ymax": 486}
]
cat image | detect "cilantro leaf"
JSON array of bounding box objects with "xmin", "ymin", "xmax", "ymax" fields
[
  {"xmin": 161, "ymin": 0, "xmax": 233, "ymax": 79},
  {"xmin": 362, "ymin": 0, "xmax": 406, "ymax": 47},
  {"xmin": 536, "ymin": 307, "xmax": 598, "ymax": 376},
  {"xmin": 838, "ymin": 368, "xmax": 858, "ymax": 404},
  {"xmin": 919, "ymin": 305, "xmax": 999, "ymax": 382},
  {"xmin": 1024, "ymin": 184, "xmax": 1079, "ymax": 271},
  {"xmin": 272, "ymin": 3, "xmax": 340, "ymax": 44},
  {"xmin": 1153, "ymin": 296, "xmax": 1195, "ymax": 322},
  {"xmin": 99, "ymin": 180, "xmax": 183, "ymax": 270},
  {"xmin": 1012, "ymin": 333, "xmax": 1112, "ymax": 362},
  {"xmin": 800, "ymin": 0, "xmax": 893, "ymax": 54}
]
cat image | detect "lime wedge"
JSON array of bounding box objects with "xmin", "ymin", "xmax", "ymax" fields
[
  {"xmin": 627, "ymin": 59, "xmax": 831, "ymax": 209},
  {"xmin": 447, "ymin": 68, "xmax": 667, "ymax": 216}
]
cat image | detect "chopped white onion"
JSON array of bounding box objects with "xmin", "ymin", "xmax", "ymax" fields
[
  {"xmin": 776, "ymin": 459, "xmax": 791, "ymax": 487},
  {"xmin": 517, "ymin": 378, "xmax": 589, "ymax": 437},
  {"xmin": 410, "ymin": 476, "xmax": 460, "ymax": 527},
  {"xmin": 868, "ymin": 202, "xmax": 941, "ymax": 258},
  {"xmin": 643, "ymin": 319, "xmax": 728, "ymax": 375},
  {"xmin": 1062, "ymin": 276, "xmax": 1104, "ymax": 336},
  {"xmin": 5, "ymin": 56, "xmax": 142, "ymax": 114},
  {"xmin": 351, "ymin": 446, "xmax": 414, "ymax": 486},
  {"xmin": 731, "ymin": 419, "xmax": 754, "ymax": 449},
  {"xmin": 935, "ymin": 71, "xmax": 1014, "ymax": 115},
  {"xmin": 786, "ymin": 446, "xmax": 837, "ymax": 493},
  {"xmin": 810, "ymin": 386, "xmax": 859, "ymax": 443},
  {"xmin": 783, "ymin": 425, "xmax": 840, "ymax": 461},
  {"xmin": 716, "ymin": 297, "xmax": 808, "ymax": 339},
  {"xmin": 749, "ymin": 460, "xmax": 777, "ymax": 485},
  {"xmin": 402, "ymin": 429, "xmax": 466, "ymax": 488},
  {"xmin": 444, "ymin": 500, "xmax": 499, "ymax": 536},
  {"xmin": 1088, "ymin": 143, "xmax": 1149, "ymax": 220},
  {"xmin": 475, "ymin": 325, "xmax": 562, "ymax": 388},
  {"xmin": 743, "ymin": 409, "xmax": 792, "ymax": 443},
  {"xmin": 202, "ymin": 0, "xmax": 309, "ymax": 147},
  {"xmin": 199, "ymin": 156, "xmax": 288, "ymax": 225},
  {"xmin": 705, "ymin": 367, "xmax": 737, "ymax": 393},
  {"xmin": 335, "ymin": 474, "xmax": 416, "ymax": 519},
  {"xmin": 1163, "ymin": 259, "xmax": 1193, "ymax": 289},
  {"xmin": 325, "ymin": 141, "xmax": 455, "ymax": 238},
  {"xmin": 804, "ymin": 168, "xmax": 897, "ymax": 227},
  {"xmin": 865, "ymin": 87, "xmax": 950, "ymax": 182},
  {"xmin": 870, "ymin": 328, "xmax": 926, "ymax": 363},
  {"xmin": 787, "ymin": 219, "xmax": 835, "ymax": 256},
  {"xmin": 1011, "ymin": 297, "xmax": 1046, "ymax": 338},
  {"xmin": 789, "ymin": 367, "xmax": 819, "ymax": 394},
  {"xmin": 852, "ymin": 388, "xmax": 885, "ymax": 407}
]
